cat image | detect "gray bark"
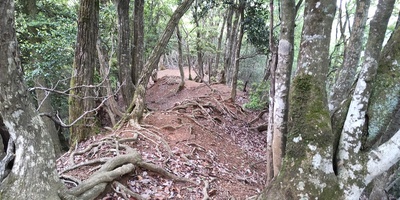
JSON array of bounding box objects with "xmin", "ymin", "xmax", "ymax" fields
[
  {"xmin": 329, "ymin": 0, "xmax": 370, "ymax": 113},
  {"xmin": 0, "ymin": 0, "xmax": 63, "ymax": 198},
  {"xmin": 271, "ymin": 0, "xmax": 295, "ymax": 177},
  {"xmin": 259, "ymin": 0, "xmax": 338, "ymax": 199},
  {"xmin": 337, "ymin": 1, "xmax": 396, "ymax": 197}
]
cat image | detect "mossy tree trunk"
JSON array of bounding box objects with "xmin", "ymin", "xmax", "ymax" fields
[
  {"xmin": 0, "ymin": 1, "xmax": 64, "ymax": 198},
  {"xmin": 259, "ymin": 0, "xmax": 340, "ymax": 199},
  {"xmin": 126, "ymin": 0, "xmax": 194, "ymax": 124},
  {"xmin": 69, "ymin": 0, "xmax": 100, "ymax": 146}
]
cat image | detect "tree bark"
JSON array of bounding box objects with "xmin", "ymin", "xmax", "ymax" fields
[
  {"xmin": 271, "ymin": 0, "xmax": 295, "ymax": 177},
  {"xmin": 259, "ymin": 0, "xmax": 338, "ymax": 199},
  {"xmin": 337, "ymin": 0, "xmax": 396, "ymax": 198},
  {"xmin": 126, "ymin": 0, "xmax": 194, "ymax": 124},
  {"xmin": 220, "ymin": 5, "xmax": 234, "ymax": 84},
  {"xmin": 35, "ymin": 78, "xmax": 63, "ymax": 156},
  {"xmin": 115, "ymin": 0, "xmax": 134, "ymax": 106},
  {"xmin": 367, "ymin": 25, "xmax": 400, "ymax": 147},
  {"xmin": 69, "ymin": 0, "xmax": 100, "ymax": 146},
  {"xmin": 230, "ymin": 0, "xmax": 245, "ymax": 101},
  {"xmin": 0, "ymin": 1, "xmax": 64, "ymax": 198},
  {"xmin": 176, "ymin": 24, "xmax": 185, "ymax": 92},
  {"xmin": 132, "ymin": 0, "xmax": 145, "ymax": 86}
]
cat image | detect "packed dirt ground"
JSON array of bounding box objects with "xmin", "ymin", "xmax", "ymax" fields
[{"xmin": 56, "ymin": 68, "xmax": 268, "ymax": 199}]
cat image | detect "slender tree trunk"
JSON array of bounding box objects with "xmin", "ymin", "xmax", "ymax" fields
[
  {"xmin": 227, "ymin": 6, "xmax": 240, "ymax": 85},
  {"xmin": 176, "ymin": 24, "xmax": 185, "ymax": 92},
  {"xmin": 230, "ymin": 1, "xmax": 245, "ymax": 100},
  {"xmin": 329, "ymin": 0, "xmax": 370, "ymax": 113},
  {"xmin": 132, "ymin": 0, "xmax": 145, "ymax": 86},
  {"xmin": 69, "ymin": 0, "xmax": 100, "ymax": 146},
  {"xmin": 220, "ymin": 5, "xmax": 234, "ymax": 84},
  {"xmin": 194, "ymin": 16, "xmax": 204, "ymax": 81},
  {"xmin": 125, "ymin": 0, "xmax": 194, "ymax": 124},
  {"xmin": 115, "ymin": 0, "xmax": 134, "ymax": 106},
  {"xmin": 0, "ymin": 1, "xmax": 63, "ymax": 198},
  {"xmin": 265, "ymin": 0, "xmax": 278, "ymax": 183},
  {"xmin": 271, "ymin": 0, "xmax": 295, "ymax": 177},
  {"xmin": 337, "ymin": 1, "xmax": 396, "ymax": 198},
  {"xmin": 96, "ymin": 39, "xmax": 124, "ymax": 126},
  {"xmin": 215, "ymin": 16, "xmax": 225, "ymax": 78}
]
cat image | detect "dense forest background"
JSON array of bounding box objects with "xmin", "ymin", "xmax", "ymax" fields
[{"xmin": 0, "ymin": 0, "xmax": 400, "ymax": 199}]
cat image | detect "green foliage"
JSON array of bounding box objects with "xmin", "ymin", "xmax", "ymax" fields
[
  {"xmin": 244, "ymin": 0, "xmax": 269, "ymax": 54},
  {"xmin": 15, "ymin": 0, "xmax": 76, "ymax": 119},
  {"xmin": 244, "ymin": 81, "xmax": 269, "ymax": 110}
]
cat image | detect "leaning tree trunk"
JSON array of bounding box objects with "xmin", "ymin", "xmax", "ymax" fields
[
  {"xmin": 336, "ymin": 0, "xmax": 396, "ymax": 198},
  {"xmin": 259, "ymin": 0, "xmax": 339, "ymax": 199},
  {"xmin": 270, "ymin": 0, "xmax": 295, "ymax": 178},
  {"xmin": 125, "ymin": 0, "xmax": 194, "ymax": 125},
  {"xmin": 328, "ymin": 0, "xmax": 370, "ymax": 113},
  {"xmin": 115, "ymin": 0, "xmax": 134, "ymax": 106},
  {"xmin": 69, "ymin": 0, "xmax": 100, "ymax": 146},
  {"xmin": 0, "ymin": 0, "xmax": 63, "ymax": 198}
]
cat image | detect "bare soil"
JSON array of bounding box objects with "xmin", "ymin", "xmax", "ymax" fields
[{"xmin": 57, "ymin": 68, "xmax": 268, "ymax": 199}]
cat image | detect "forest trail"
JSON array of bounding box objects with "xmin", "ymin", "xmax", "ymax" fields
[{"xmin": 57, "ymin": 67, "xmax": 268, "ymax": 199}]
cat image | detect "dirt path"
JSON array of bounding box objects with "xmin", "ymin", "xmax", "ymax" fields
[{"xmin": 57, "ymin": 68, "xmax": 268, "ymax": 199}]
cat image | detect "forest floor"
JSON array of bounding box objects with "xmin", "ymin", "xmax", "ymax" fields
[{"xmin": 56, "ymin": 67, "xmax": 268, "ymax": 199}]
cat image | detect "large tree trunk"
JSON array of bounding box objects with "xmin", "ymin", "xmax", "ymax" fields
[
  {"xmin": 69, "ymin": 0, "xmax": 100, "ymax": 146},
  {"xmin": 271, "ymin": 0, "xmax": 295, "ymax": 177},
  {"xmin": 132, "ymin": 0, "xmax": 145, "ymax": 86},
  {"xmin": 115, "ymin": 0, "xmax": 134, "ymax": 106},
  {"xmin": 125, "ymin": 0, "xmax": 194, "ymax": 124},
  {"xmin": 0, "ymin": 0, "xmax": 63, "ymax": 198},
  {"xmin": 259, "ymin": 0, "xmax": 338, "ymax": 199}
]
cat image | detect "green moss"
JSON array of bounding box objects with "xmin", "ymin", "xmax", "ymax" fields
[{"xmin": 286, "ymin": 75, "xmax": 333, "ymax": 160}]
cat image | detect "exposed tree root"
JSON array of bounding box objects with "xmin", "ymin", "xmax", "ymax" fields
[
  {"xmin": 58, "ymin": 128, "xmax": 194, "ymax": 199},
  {"xmin": 112, "ymin": 181, "xmax": 147, "ymax": 200}
]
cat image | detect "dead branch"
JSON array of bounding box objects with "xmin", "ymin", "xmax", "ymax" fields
[{"xmin": 249, "ymin": 109, "xmax": 268, "ymax": 124}]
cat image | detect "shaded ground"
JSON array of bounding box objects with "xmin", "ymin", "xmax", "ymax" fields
[{"xmin": 57, "ymin": 68, "xmax": 268, "ymax": 199}]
